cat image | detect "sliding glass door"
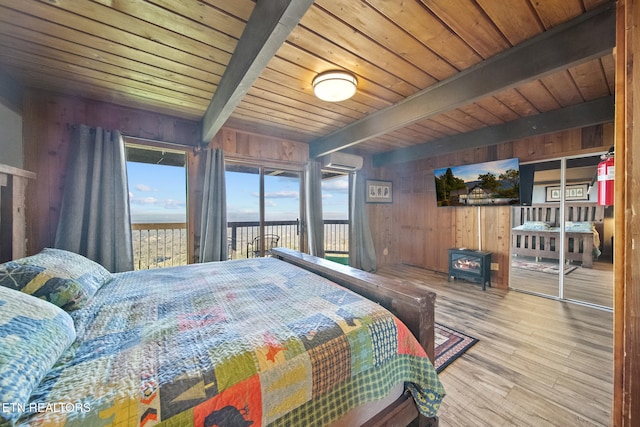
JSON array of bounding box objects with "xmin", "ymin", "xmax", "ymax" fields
[
  {"xmin": 225, "ymin": 162, "xmax": 301, "ymax": 258},
  {"xmin": 263, "ymin": 167, "xmax": 301, "ymax": 253}
]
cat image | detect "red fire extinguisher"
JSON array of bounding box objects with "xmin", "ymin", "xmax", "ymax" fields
[{"xmin": 597, "ymin": 147, "xmax": 614, "ymax": 206}]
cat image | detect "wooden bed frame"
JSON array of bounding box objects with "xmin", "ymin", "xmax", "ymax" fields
[
  {"xmin": 272, "ymin": 248, "xmax": 439, "ymax": 427},
  {"xmin": 511, "ymin": 203, "xmax": 604, "ymax": 268},
  {"xmin": 2, "ymin": 172, "xmax": 439, "ymax": 427}
]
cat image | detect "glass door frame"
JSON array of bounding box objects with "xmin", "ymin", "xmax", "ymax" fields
[{"xmin": 225, "ymin": 159, "xmax": 305, "ymax": 258}]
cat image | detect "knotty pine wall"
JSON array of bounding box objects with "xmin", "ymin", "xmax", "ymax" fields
[{"xmin": 367, "ymin": 124, "xmax": 613, "ymax": 289}]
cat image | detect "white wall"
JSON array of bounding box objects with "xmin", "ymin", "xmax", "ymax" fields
[{"xmin": 0, "ymin": 102, "xmax": 22, "ymax": 168}]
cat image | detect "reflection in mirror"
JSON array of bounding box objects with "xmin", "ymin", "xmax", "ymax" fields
[
  {"xmin": 563, "ymin": 156, "xmax": 613, "ymax": 308},
  {"xmin": 510, "ymin": 160, "xmax": 562, "ymax": 298},
  {"xmin": 510, "ymin": 155, "xmax": 613, "ymax": 309}
]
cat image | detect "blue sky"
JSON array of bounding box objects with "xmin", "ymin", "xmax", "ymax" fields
[
  {"xmin": 321, "ymin": 175, "xmax": 350, "ymax": 219},
  {"xmin": 433, "ymin": 158, "xmax": 519, "ymax": 183},
  {"xmin": 127, "ymin": 162, "xmax": 349, "ymax": 223},
  {"xmin": 127, "ymin": 161, "xmax": 187, "ymax": 223}
]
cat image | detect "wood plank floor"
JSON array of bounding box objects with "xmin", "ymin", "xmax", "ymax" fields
[{"xmin": 376, "ymin": 264, "xmax": 613, "ymax": 427}]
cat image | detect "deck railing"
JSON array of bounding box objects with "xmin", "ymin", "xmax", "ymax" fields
[
  {"xmin": 227, "ymin": 220, "xmax": 301, "ymax": 258},
  {"xmin": 323, "ymin": 219, "xmax": 350, "ymax": 255},
  {"xmin": 131, "ymin": 222, "xmax": 188, "ymax": 270},
  {"xmin": 132, "ymin": 219, "xmax": 349, "ymax": 270}
]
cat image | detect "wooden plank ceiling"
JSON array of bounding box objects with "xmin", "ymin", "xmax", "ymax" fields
[{"xmin": 0, "ymin": 0, "xmax": 615, "ymax": 163}]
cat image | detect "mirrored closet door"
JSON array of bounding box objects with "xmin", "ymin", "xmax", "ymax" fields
[
  {"xmin": 510, "ymin": 160, "xmax": 562, "ymax": 299},
  {"xmin": 510, "ymin": 155, "xmax": 613, "ymax": 309}
]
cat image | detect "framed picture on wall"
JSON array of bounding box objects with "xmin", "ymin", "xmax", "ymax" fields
[
  {"xmin": 366, "ymin": 180, "xmax": 393, "ymax": 203},
  {"xmin": 545, "ymin": 183, "xmax": 590, "ymax": 202}
]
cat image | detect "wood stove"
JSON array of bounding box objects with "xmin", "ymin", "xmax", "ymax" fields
[{"xmin": 448, "ymin": 248, "xmax": 492, "ymax": 291}]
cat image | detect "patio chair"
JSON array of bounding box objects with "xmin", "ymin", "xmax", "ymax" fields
[{"xmin": 247, "ymin": 234, "xmax": 280, "ymax": 258}]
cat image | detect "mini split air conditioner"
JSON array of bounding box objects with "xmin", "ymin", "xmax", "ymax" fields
[{"xmin": 321, "ymin": 152, "xmax": 363, "ymax": 171}]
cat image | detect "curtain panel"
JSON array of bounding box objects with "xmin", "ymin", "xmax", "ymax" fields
[
  {"xmin": 199, "ymin": 148, "xmax": 228, "ymax": 262},
  {"xmin": 349, "ymin": 172, "xmax": 377, "ymax": 272},
  {"xmin": 55, "ymin": 125, "xmax": 134, "ymax": 272},
  {"xmin": 305, "ymin": 160, "xmax": 325, "ymax": 257}
]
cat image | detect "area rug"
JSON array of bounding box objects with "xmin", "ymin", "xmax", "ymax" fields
[
  {"xmin": 512, "ymin": 259, "xmax": 577, "ymax": 275},
  {"xmin": 434, "ymin": 323, "xmax": 478, "ymax": 373}
]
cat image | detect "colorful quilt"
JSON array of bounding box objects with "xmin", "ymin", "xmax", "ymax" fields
[{"xmin": 19, "ymin": 257, "xmax": 444, "ymax": 426}]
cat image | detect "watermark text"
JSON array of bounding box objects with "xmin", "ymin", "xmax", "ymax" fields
[{"xmin": 2, "ymin": 402, "xmax": 91, "ymax": 414}]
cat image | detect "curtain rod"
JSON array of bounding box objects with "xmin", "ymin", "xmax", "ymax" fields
[
  {"xmin": 124, "ymin": 135, "xmax": 202, "ymax": 153},
  {"xmin": 65, "ymin": 124, "xmax": 203, "ymax": 153}
]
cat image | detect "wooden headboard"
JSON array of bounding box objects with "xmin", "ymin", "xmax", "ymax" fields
[
  {"xmin": 0, "ymin": 164, "xmax": 36, "ymax": 262},
  {"xmin": 512, "ymin": 203, "xmax": 605, "ymax": 227}
]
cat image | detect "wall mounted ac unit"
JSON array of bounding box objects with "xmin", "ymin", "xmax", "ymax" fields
[{"xmin": 321, "ymin": 152, "xmax": 363, "ymax": 171}]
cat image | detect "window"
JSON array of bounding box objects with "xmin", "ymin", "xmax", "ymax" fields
[
  {"xmin": 321, "ymin": 172, "xmax": 349, "ymax": 263},
  {"xmin": 125, "ymin": 144, "xmax": 188, "ymax": 269}
]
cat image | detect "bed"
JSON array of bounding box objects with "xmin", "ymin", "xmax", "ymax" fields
[
  {"xmin": 0, "ymin": 247, "xmax": 444, "ymax": 427},
  {"xmin": 511, "ymin": 204, "xmax": 604, "ymax": 268}
]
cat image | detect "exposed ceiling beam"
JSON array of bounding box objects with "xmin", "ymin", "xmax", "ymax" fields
[
  {"xmin": 201, "ymin": 0, "xmax": 314, "ymax": 144},
  {"xmin": 309, "ymin": 2, "xmax": 615, "ymax": 159},
  {"xmin": 372, "ymin": 95, "xmax": 614, "ymax": 167}
]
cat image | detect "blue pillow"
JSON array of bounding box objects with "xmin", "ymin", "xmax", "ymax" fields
[
  {"xmin": 517, "ymin": 221, "xmax": 551, "ymax": 231},
  {"xmin": 0, "ymin": 286, "xmax": 76, "ymax": 426},
  {"xmin": 565, "ymin": 221, "xmax": 594, "ymax": 232},
  {"xmin": 0, "ymin": 248, "xmax": 112, "ymax": 311}
]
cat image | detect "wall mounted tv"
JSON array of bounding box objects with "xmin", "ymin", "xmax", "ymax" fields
[{"xmin": 434, "ymin": 158, "xmax": 520, "ymax": 206}]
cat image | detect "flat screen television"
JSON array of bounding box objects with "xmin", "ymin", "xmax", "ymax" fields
[{"xmin": 434, "ymin": 158, "xmax": 520, "ymax": 206}]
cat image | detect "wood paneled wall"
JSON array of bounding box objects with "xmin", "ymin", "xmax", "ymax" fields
[
  {"xmin": 21, "ymin": 89, "xmax": 310, "ymax": 259},
  {"xmin": 368, "ymin": 124, "xmax": 613, "ymax": 289},
  {"xmin": 210, "ymin": 127, "xmax": 308, "ymax": 167},
  {"xmin": 614, "ymin": 1, "xmax": 640, "ymax": 424},
  {"xmin": 22, "ymin": 89, "xmax": 200, "ymax": 254}
]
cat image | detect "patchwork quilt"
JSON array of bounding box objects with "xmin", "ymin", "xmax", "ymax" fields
[{"xmin": 18, "ymin": 257, "xmax": 444, "ymax": 426}]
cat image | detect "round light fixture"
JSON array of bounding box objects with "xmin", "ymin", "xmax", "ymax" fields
[{"xmin": 312, "ymin": 70, "xmax": 358, "ymax": 102}]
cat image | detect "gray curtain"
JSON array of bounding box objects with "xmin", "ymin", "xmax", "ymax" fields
[
  {"xmin": 305, "ymin": 160, "xmax": 325, "ymax": 257},
  {"xmin": 349, "ymin": 171, "xmax": 377, "ymax": 272},
  {"xmin": 199, "ymin": 148, "xmax": 228, "ymax": 262},
  {"xmin": 55, "ymin": 125, "xmax": 134, "ymax": 272}
]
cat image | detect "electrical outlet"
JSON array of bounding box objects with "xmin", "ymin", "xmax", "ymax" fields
[{"xmin": 491, "ymin": 262, "xmax": 499, "ymax": 271}]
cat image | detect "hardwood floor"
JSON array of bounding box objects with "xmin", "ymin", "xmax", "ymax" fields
[{"xmin": 376, "ymin": 264, "xmax": 613, "ymax": 427}]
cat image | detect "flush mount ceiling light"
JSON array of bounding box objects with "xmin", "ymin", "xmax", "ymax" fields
[{"xmin": 312, "ymin": 70, "xmax": 358, "ymax": 102}]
